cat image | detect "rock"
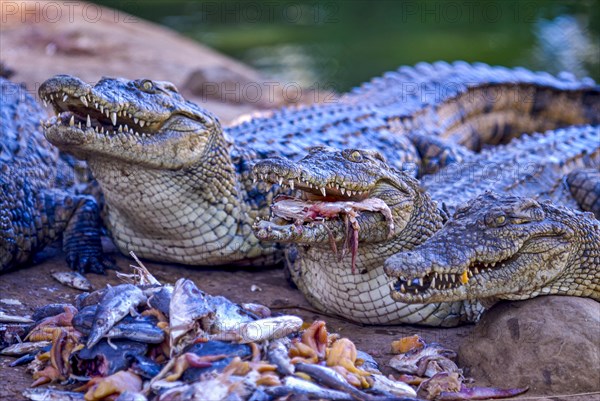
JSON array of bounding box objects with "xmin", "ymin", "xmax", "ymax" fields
[{"xmin": 458, "ymin": 296, "xmax": 600, "ymax": 395}]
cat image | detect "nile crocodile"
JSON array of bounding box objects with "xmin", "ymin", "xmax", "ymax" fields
[
  {"xmin": 252, "ymin": 125, "xmax": 599, "ymax": 326},
  {"xmin": 384, "ymin": 192, "xmax": 599, "ymax": 306},
  {"xmin": 39, "ymin": 62, "xmax": 600, "ymax": 270},
  {"xmin": 0, "ymin": 78, "xmax": 109, "ymax": 273}
]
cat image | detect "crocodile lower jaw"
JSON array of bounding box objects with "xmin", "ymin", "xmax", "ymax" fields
[{"xmin": 390, "ymin": 255, "xmax": 516, "ymax": 303}]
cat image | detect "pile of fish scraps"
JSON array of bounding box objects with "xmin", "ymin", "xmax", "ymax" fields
[{"xmin": 1, "ymin": 266, "xmax": 528, "ymax": 401}]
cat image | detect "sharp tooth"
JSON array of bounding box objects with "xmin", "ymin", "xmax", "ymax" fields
[
  {"xmin": 111, "ymin": 112, "xmax": 117, "ymax": 125},
  {"xmin": 431, "ymin": 277, "xmax": 436, "ymax": 288},
  {"xmin": 94, "ymin": 102, "xmax": 99, "ymax": 108},
  {"xmin": 473, "ymin": 267, "xmax": 479, "ymax": 275},
  {"xmin": 400, "ymin": 284, "xmax": 406, "ymax": 293},
  {"xmin": 117, "ymin": 110, "xmax": 122, "ymax": 117},
  {"xmin": 340, "ymin": 187, "xmax": 345, "ymax": 195},
  {"xmin": 278, "ymin": 177, "xmax": 283, "ymax": 185},
  {"xmin": 130, "ymin": 128, "xmax": 134, "ymax": 134},
  {"xmin": 347, "ymin": 190, "xmax": 353, "ymax": 197},
  {"xmin": 320, "ymin": 187, "xmax": 327, "ymax": 197},
  {"xmin": 100, "ymin": 105, "xmax": 104, "ymax": 113},
  {"xmin": 289, "ymin": 180, "xmax": 294, "ymax": 190},
  {"xmin": 69, "ymin": 115, "xmax": 75, "ymax": 126},
  {"xmin": 43, "ymin": 100, "xmax": 48, "ymax": 107},
  {"xmin": 491, "ymin": 262, "xmax": 496, "ymax": 267},
  {"xmin": 134, "ymin": 117, "xmax": 139, "ymax": 124},
  {"xmin": 80, "ymin": 96, "xmax": 88, "ymax": 107},
  {"xmin": 139, "ymin": 120, "xmax": 145, "ymax": 127},
  {"xmin": 49, "ymin": 94, "xmax": 54, "ymax": 100},
  {"xmin": 450, "ymin": 275, "xmax": 456, "ymax": 283},
  {"xmin": 78, "ymin": 121, "xmax": 82, "ymax": 129},
  {"xmin": 86, "ymin": 114, "xmax": 91, "ymax": 128},
  {"xmin": 124, "ymin": 124, "xmax": 129, "ymax": 132},
  {"xmin": 105, "ymin": 109, "xmax": 110, "ymax": 118},
  {"xmin": 95, "ymin": 126, "xmax": 99, "ymax": 132},
  {"xmin": 118, "ymin": 125, "xmax": 123, "ymax": 132},
  {"xmin": 128, "ymin": 113, "xmax": 133, "ymax": 119},
  {"xmin": 63, "ymin": 94, "xmax": 68, "ymax": 102}
]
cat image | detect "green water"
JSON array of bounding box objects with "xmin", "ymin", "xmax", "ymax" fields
[{"xmin": 95, "ymin": 0, "xmax": 599, "ymax": 91}]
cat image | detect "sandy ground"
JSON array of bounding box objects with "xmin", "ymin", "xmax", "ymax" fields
[
  {"xmin": 0, "ymin": 240, "xmax": 593, "ymax": 401},
  {"xmin": 0, "ymin": 239, "xmax": 471, "ymax": 400}
]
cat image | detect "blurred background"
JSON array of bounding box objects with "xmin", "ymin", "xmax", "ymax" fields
[{"xmin": 93, "ymin": 0, "xmax": 599, "ymax": 91}]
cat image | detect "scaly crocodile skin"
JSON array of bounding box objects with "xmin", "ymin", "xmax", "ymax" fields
[
  {"xmin": 253, "ymin": 125, "xmax": 599, "ymax": 326},
  {"xmin": 0, "ymin": 78, "xmax": 109, "ymax": 272},
  {"xmin": 39, "ymin": 62, "xmax": 599, "ymax": 269}
]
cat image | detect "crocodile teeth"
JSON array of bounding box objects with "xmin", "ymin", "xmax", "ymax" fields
[
  {"xmin": 320, "ymin": 187, "xmax": 327, "ymax": 197},
  {"xmin": 431, "ymin": 277, "xmax": 436, "ymax": 288},
  {"xmin": 111, "ymin": 112, "xmax": 118, "ymax": 126},
  {"xmin": 118, "ymin": 125, "xmax": 123, "ymax": 133},
  {"xmin": 278, "ymin": 177, "xmax": 283, "ymax": 185},
  {"xmin": 95, "ymin": 126, "xmax": 99, "ymax": 132},
  {"xmin": 450, "ymin": 275, "xmax": 456, "ymax": 283},
  {"xmin": 86, "ymin": 114, "xmax": 91, "ymax": 128},
  {"xmin": 78, "ymin": 121, "xmax": 82, "ymax": 129},
  {"xmin": 473, "ymin": 267, "xmax": 479, "ymax": 275},
  {"xmin": 340, "ymin": 188, "xmax": 345, "ymax": 195},
  {"xmin": 130, "ymin": 128, "xmax": 134, "ymax": 134},
  {"xmin": 139, "ymin": 120, "xmax": 145, "ymax": 127},
  {"xmin": 134, "ymin": 117, "xmax": 139, "ymax": 124},
  {"xmin": 69, "ymin": 115, "xmax": 75, "ymax": 126},
  {"xmin": 43, "ymin": 100, "xmax": 48, "ymax": 107},
  {"xmin": 289, "ymin": 180, "xmax": 294, "ymax": 190},
  {"xmin": 80, "ymin": 96, "xmax": 88, "ymax": 107},
  {"xmin": 400, "ymin": 284, "xmax": 406, "ymax": 293},
  {"xmin": 63, "ymin": 94, "xmax": 68, "ymax": 102},
  {"xmin": 347, "ymin": 190, "xmax": 353, "ymax": 197},
  {"xmin": 94, "ymin": 102, "xmax": 99, "ymax": 108}
]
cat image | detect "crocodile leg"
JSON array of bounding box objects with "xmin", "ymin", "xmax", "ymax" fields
[
  {"xmin": 566, "ymin": 168, "xmax": 600, "ymax": 218},
  {"xmin": 407, "ymin": 132, "xmax": 474, "ymax": 175},
  {"xmin": 38, "ymin": 190, "xmax": 112, "ymax": 273}
]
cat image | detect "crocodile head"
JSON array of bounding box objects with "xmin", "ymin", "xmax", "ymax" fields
[
  {"xmin": 252, "ymin": 146, "xmax": 440, "ymax": 267},
  {"xmin": 385, "ymin": 192, "xmax": 589, "ymax": 304},
  {"xmin": 39, "ymin": 75, "xmax": 220, "ymax": 169}
]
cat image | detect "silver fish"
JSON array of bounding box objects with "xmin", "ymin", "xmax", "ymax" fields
[
  {"xmin": 106, "ymin": 321, "xmax": 165, "ymax": 343},
  {"xmin": 86, "ymin": 284, "xmax": 147, "ymax": 348},
  {"xmin": 266, "ymin": 376, "xmax": 354, "ymax": 400},
  {"xmin": 169, "ymin": 279, "xmax": 214, "ymax": 354},
  {"xmin": 236, "ymin": 315, "xmax": 302, "ymax": 343},
  {"xmin": 369, "ymin": 374, "xmax": 417, "ymax": 397},
  {"xmin": 51, "ymin": 271, "xmax": 93, "ymax": 291},
  {"xmin": 267, "ymin": 338, "xmax": 294, "ymax": 376},
  {"xmin": 23, "ymin": 388, "xmax": 85, "ymax": 401},
  {"xmin": 0, "ymin": 341, "xmax": 51, "ymax": 356},
  {"xmin": 206, "ymin": 294, "xmax": 255, "ymax": 333}
]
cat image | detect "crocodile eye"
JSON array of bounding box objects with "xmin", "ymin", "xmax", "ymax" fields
[
  {"xmin": 140, "ymin": 80, "xmax": 154, "ymax": 92},
  {"xmin": 344, "ymin": 150, "xmax": 364, "ymax": 163},
  {"xmin": 485, "ymin": 213, "xmax": 507, "ymax": 227}
]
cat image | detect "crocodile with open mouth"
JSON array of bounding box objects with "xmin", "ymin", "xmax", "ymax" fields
[
  {"xmin": 252, "ymin": 125, "xmax": 599, "ymax": 325},
  {"xmin": 384, "ymin": 192, "xmax": 599, "ymax": 307},
  {"xmin": 38, "ymin": 62, "xmax": 599, "ymax": 270},
  {"xmin": 0, "ymin": 78, "xmax": 109, "ymax": 273}
]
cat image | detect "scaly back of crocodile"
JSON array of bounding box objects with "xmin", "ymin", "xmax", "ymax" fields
[
  {"xmin": 228, "ymin": 61, "xmax": 599, "ymax": 164},
  {"xmin": 422, "ymin": 125, "xmax": 600, "ymax": 214}
]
